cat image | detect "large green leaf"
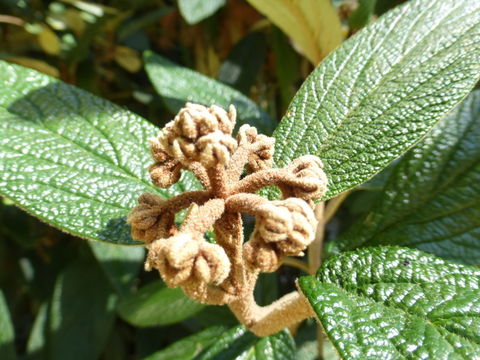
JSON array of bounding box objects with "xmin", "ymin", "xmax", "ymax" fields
[
  {"xmin": 273, "ymin": 0, "xmax": 480, "ymax": 200},
  {"xmin": 298, "ymin": 247, "xmax": 480, "ymax": 359},
  {"xmin": 0, "ymin": 290, "xmax": 16, "ymax": 360},
  {"xmin": 117, "ymin": 280, "xmax": 203, "ymax": 327},
  {"xmin": 195, "ymin": 326, "xmax": 296, "ymax": 360},
  {"xmin": 144, "ymin": 51, "xmax": 275, "ymax": 135},
  {"xmin": 177, "ymin": 0, "xmax": 226, "ymax": 25},
  {"xmin": 0, "ymin": 61, "xmax": 199, "ymax": 245},
  {"xmin": 49, "ymin": 255, "xmax": 117, "ymax": 360},
  {"xmin": 143, "ymin": 326, "xmax": 228, "ymax": 360},
  {"xmin": 332, "ymin": 90, "xmax": 480, "ymax": 265}
]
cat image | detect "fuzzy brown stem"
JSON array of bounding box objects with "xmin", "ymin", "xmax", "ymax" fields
[
  {"xmin": 187, "ymin": 162, "xmax": 211, "ymax": 191},
  {"xmin": 224, "ymin": 193, "xmax": 269, "ymax": 215},
  {"xmin": 229, "ymin": 290, "xmax": 314, "ymax": 337},
  {"xmin": 180, "ymin": 198, "xmax": 225, "ymax": 235},
  {"xmin": 229, "ymin": 168, "xmax": 315, "ymax": 196},
  {"xmin": 226, "ymin": 142, "xmax": 250, "ymax": 184},
  {"xmin": 161, "ymin": 190, "xmax": 211, "ymax": 215},
  {"xmin": 208, "ymin": 165, "xmax": 228, "ymax": 198}
]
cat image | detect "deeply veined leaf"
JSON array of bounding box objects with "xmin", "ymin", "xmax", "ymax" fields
[
  {"xmin": 332, "ymin": 90, "xmax": 480, "ymax": 265},
  {"xmin": 0, "ymin": 290, "xmax": 16, "ymax": 360},
  {"xmin": 144, "ymin": 51, "xmax": 275, "ymax": 135},
  {"xmin": 0, "ymin": 61, "xmax": 200, "ymax": 245},
  {"xmin": 273, "ymin": 0, "xmax": 480, "ymax": 200},
  {"xmin": 117, "ymin": 281, "xmax": 203, "ymax": 327},
  {"xmin": 246, "ymin": 0, "xmax": 343, "ymax": 65},
  {"xmin": 195, "ymin": 326, "xmax": 295, "ymax": 360},
  {"xmin": 49, "ymin": 255, "xmax": 117, "ymax": 360},
  {"xmin": 298, "ymin": 247, "xmax": 480, "ymax": 359},
  {"xmin": 177, "ymin": 0, "xmax": 226, "ymax": 25},
  {"xmin": 143, "ymin": 326, "xmax": 228, "ymax": 360}
]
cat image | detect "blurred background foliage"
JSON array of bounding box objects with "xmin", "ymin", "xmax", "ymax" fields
[{"xmin": 0, "ymin": 0, "xmax": 406, "ymax": 359}]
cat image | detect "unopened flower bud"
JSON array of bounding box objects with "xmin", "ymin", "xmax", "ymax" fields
[
  {"xmin": 287, "ymin": 155, "xmax": 328, "ymax": 201},
  {"xmin": 237, "ymin": 125, "xmax": 275, "ymax": 172},
  {"xmin": 254, "ymin": 198, "xmax": 317, "ymax": 256},
  {"xmin": 127, "ymin": 193, "xmax": 173, "ymax": 243},
  {"xmin": 157, "ymin": 103, "xmax": 237, "ymax": 167},
  {"xmin": 244, "ymin": 237, "xmax": 280, "ymax": 272},
  {"xmin": 148, "ymin": 234, "xmax": 231, "ymax": 287}
]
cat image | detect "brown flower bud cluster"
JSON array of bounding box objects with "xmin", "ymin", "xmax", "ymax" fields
[
  {"xmin": 244, "ymin": 198, "xmax": 317, "ymax": 272},
  {"xmin": 128, "ymin": 103, "xmax": 328, "ymax": 306}
]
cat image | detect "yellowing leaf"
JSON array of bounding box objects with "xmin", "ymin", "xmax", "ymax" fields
[
  {"xmin": 114, "ymin": 46, "xmax": 142, "ymax": 73},
  {"xmin": 37, "ymin": 26, "xmax": 61, "ymax": 55},
  {"xmin": 247, "ymin": 0, "xmax": 343, "ymax": 64},
  {"xmin": 5, "ymin": 57, "xmax": 59, "ymax": 78}
]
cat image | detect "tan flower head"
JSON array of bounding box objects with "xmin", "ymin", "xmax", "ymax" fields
[
  {"xmin": 147, "ymin": 234, "xmax": 231, "ymax": 287},
  {"xmin": 157, "ymin": 103, "xmax": 237, "ymax": 167},
  {"xmin": 237, "ymin": 125, "xmax": 275, "ymax": 172},
  {"xmin": 286, "ymin": 155, "xmax": 328, "ymax": 201},
  {"xmin": 243, "ymin": 237, "xmax": 280, "ymax": 273},
  {"xmin": 127, "ymin": 193, "xmax": 174, "ymax": 243},
  {"xmin": 254, "ymin": 198, "xmax": 317, "ymax": 256},
  {"xmin": 129, "ymin": 102, "xmax": 329, "ymax": 329}
]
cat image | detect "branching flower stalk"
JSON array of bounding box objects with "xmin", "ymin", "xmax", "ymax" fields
[{"xmin": 128, "ymin": 103, "xmax": 328, "ymax": 336}]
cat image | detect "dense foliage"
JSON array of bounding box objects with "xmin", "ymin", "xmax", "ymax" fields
[{"xmin": 1, "ymin": 0, "xmax": 479, "ymax": 359}]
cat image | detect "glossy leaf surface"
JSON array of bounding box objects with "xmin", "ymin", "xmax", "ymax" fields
[
  {"xmin": 0, "ymin": 61, "xmax": 199, "ymax": 245},
  {"xmin": 117, "ymin": 281, "xmax": 203, "ymax": 327},
  {"xmin": 195, "ymin": 326, "xmax": 295, "ymax": 360},
  {"xmin": 143, "ymin": 326, "xmax": 227, "ymax": 360},
  {"xmin": 246, "ymin": 0, "xmax": 343, "ymax": 65},
  {"xmin": 299, "ymin": 247, "xmax": 480, "ymax": 359},
  {"xmin": 144, "ymin": 51, "xmax": 275, "ymax": 135},
  {"xmin": 333, "ymin": 90, "xmax": 480, "ymax": 265},
  {"xmin": 273, "ymin": 0, "xmax": 480, "ymax": 200}
]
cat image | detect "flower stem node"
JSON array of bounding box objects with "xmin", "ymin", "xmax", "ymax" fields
[{"xmin": 128, "ymin": 103, "xmax": 329, "ymax": 336}]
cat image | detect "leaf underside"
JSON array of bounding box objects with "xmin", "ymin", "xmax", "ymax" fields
[{"xmin": 299, "ymin": 247, "xmax": 480, "ymax": 359}]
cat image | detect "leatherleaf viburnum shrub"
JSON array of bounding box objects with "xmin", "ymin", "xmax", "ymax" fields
[{"xmin": 1, "ymin": 0, "xmax": 480, "ymax": 359}]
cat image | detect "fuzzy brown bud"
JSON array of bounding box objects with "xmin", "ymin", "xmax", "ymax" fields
[
  {"xmin": 127, "ymin": 193, "xmax": 174, "ymax": 243},
  {"xmin": 237, "ymin": 125, "xmax": 275, "ymax": 172},
  {"xmin": 254, "ymin": 198, "xmax": 317, "ymax": 256},
  {"xmin": 148, "ymin": 234, "xmax": 231, "ymax": 287},
  {"xmin": 286, "ymin": 155, "xmax": 328, "ymax": 201},
  {"xmin": 244, "ymin": 236, "xmax": 280, "ymax": 272},
  {"xmin": 157, "ymin": 103, "xmax": 237, "ymax": 167},
  {"xmin": 148, "ymin": 138, "xmax": 182, "ymax": 188}
]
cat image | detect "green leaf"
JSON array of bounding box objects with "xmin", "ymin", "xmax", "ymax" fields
[
  {"xmin": 0, "ymin": 61, "xmax": 199, "ymax": 245},
  {"xmin": 0, "ymin": 290, "xmax": 16, "ymax": 360},
  {"xmin": 177, "ymin": 0, "xmax": 226, "ymax": 25},
  {"xmin": 333, "ymin": 90, "xmax": 480, "ymax": 265},
  {"xmin": 89, "ymin": 241, "xmax": 145, "ymax": 296},
  {"xmin": 49, "ymin": 255, "xmax": 117, "ymax": 360},
  {"xmin": 217, "ymin": 31, "xmax": 267, "ymax": 94},
  {"xmin": 26, "ymin": 302, "xmax": 48, "ymax": 360},
  {"xmin": 273, "ymin": 0, "xmax": 480, "ymax": 200},
  {"xmin": 117, "ymin": 280, "xmax": 203, "ymax": 327},
  {"xmin": 298, "ymin": 246, "xmax": 480, "ymax": 359},
  {"xmin": 195, "ymin": 326, "xmax": 296, "ymax": 360},
  {"xmin": 144, "ymin": 51, "xmax": 275, "ymax": 135},
  {"xmin": 143, "ymin": 326, "xmax": 227, "ymax": 360}
]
